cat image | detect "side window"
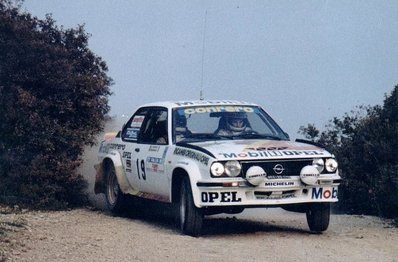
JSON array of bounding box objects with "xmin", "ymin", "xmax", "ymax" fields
[
  {"xmin": 138, "ymin": 109, "xmax": 168, "ymax": 145},
  {"xmin": 121, "ymin": 108, "xmax": 148, "ymax": 142}
]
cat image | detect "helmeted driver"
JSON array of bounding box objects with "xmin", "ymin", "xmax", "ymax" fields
[
  {"xmin": 175, "ymin": 113, "xmax": 192, "ymax": 142},
  {"xmin": 216, "ymin": 112, "xmax": 252, "ymax": 136}
]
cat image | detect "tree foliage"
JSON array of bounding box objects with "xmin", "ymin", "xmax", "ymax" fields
[
  {"xmin": 299, "ymin": 86, "xmax": 398, "ymax": 218},
  {"xmin": 0, "ymin": 1, "xmax": 112, "ymax": 209}
]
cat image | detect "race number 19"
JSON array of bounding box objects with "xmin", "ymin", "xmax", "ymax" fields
[{"xmin": 136, "ymin": 159, "xmax": 146, "ymax": 180}]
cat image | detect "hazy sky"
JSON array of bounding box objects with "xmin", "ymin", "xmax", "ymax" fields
[{"xmin": 23, "ymin": 0, "xmax": 398, "ymax": 138}]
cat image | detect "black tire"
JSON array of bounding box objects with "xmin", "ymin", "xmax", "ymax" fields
[
  {"xmin": 178, "ymin": 177, "xmax": 203, "ymax": 237},
  {"xmin": 306, "ymin": 203, "xmax": 331, "ymax": 233},
  {"xmin": 105, "ymin": 164, "xmax": 129, "ymax": 214}
]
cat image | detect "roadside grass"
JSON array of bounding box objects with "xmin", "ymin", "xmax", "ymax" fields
[{"xmin": 0, "ymin": 205, "xmax": 27, "ymax": 262}]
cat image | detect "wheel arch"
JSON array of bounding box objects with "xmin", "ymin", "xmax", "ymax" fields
[
  {"xmin": 171, "ymin": 167, "xmax": 188, "ymax": 204},
  {"xmin": 95, "ymin": 151, "xmax": 138, "ymax": 195}
]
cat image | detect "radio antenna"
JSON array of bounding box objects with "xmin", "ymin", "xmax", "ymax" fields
[{"xmin": 200, "ymin": 10, "xmax": 208, "ymax": 100}]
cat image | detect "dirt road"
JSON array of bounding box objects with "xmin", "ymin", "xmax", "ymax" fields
[{"xmin": 3, "ymin": 202, "xmax": 398, "ymax": 262}]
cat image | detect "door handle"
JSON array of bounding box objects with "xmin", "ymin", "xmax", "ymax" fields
[{"xmin": 135, "ymin": 148, "xmax": 140, "ymax": 152}]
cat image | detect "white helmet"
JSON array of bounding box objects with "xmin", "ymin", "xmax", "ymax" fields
[{"xmin": 226, "ymin": 112, "xmax": 247, "ymax": 132}]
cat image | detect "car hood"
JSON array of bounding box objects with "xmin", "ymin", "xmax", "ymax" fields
[{"xmin": 185, "ymin": 140, "xmax": 332, "ymax": 161}]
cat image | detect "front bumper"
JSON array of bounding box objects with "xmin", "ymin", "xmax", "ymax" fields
[{"xmin": 195, "ymin": 176, "xmax": 340, "ymax": 207}]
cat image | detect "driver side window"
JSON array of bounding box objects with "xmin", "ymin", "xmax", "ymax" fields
[
  {"xmin": 121, "ymin": 108, "xmax": 168, "ymax": 144},
  {"xmin": 138, "ymin": 108, "xmax": 168, "ymax": 144},
  {"xmin": 121, "ymin": 108, "xmax": 148, "ymax": 142}
]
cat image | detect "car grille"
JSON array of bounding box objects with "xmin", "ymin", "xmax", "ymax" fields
[{"xmin": 241, "ymin": 159, "xmax": 313, "ymax": 177}]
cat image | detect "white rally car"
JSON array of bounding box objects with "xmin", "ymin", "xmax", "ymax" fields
[{"xmin": 95, "ymin": 100, "xmax": 341, "ymax": 236}]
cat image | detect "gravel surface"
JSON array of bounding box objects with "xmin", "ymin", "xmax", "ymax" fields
[{"xmin": 2, "ymin": 204, "xmax": 398, "ymax": 262}]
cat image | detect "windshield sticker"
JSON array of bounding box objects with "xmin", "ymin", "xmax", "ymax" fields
[
  {"xmin": 125, "ymin": 128, "xmax": 139, "ymax": 140},
  {"xmin": 130, "ymin": 115, "xmax": 145, "ymax": 128},
  {"xmin": 184, "ymin": 106, "xmax": 254, "ymax": 115},
  {"xmin": 174, "ymin": 147, "xmax": 210, "ymax": 165},
  {"xmin": 176, "ymin": 101, "xmax": 250, "ymax": 106}
]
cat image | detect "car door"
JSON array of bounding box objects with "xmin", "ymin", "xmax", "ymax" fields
[
  {"xmin": 134, "ymin": 108, "xmax": 170, "ymax": 200},
  {"xmin": 121, "ymin": 107, "xmax": 170, "ymax": 200},
  {"xmin": 120, "ymin": 107, "xmax": 149, "ymax": 192}
]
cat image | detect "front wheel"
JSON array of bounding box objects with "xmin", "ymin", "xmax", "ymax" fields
[
  {"xmin": 306, "ymin": 203, "xmax": 330, "ymax": 233},
  {"xmin": 178, "ymin": 177, "xmax": 203, "ymax": 236},
  {"xmin": 105, "ymin": 164, "xmax": 129, "ymax": 214}
]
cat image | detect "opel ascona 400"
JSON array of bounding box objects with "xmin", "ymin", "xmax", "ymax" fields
[{"xmin": 95, "ymin": 100, "xmax": 341, "ymax": 236}]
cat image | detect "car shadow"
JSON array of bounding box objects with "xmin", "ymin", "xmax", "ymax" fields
[
  {"xmin": 202, "ymin": 217, "xmax": 309, "ymax": 236},
  {"xmin": 99, "ymin": 198, "xmax": 310, "ymax": 236}
]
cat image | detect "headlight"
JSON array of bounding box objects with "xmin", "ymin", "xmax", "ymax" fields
[
  {"xmin": 325, "ymin": 158, "xmax": 338, "ymax": 172},
  {"xmin": 210, "ymin": 162, "xmax": 224, "ymax": 177},
  {"xmin": 224, "ymin": 161, "xmax": 242, "ymax": 177},
  {"xmin": 312, "ymin": 158, "xmax": 325, "ymax": 173}
]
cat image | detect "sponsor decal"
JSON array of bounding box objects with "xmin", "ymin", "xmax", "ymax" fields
[
  {"xmin": 247, "ymin": 146, "xmax": 288, "ymax": 151},
  {"xmin": 125, "ymin": 128, "xmax": 139, "ymax": 140},
  {"xmin": 146, "ymin": 157, "xmax": 164, "ymax": 173},
  {"xmin": 125, "ymin": 155, "xmax": 132, "ymax": 172},
  {"xmin": 126, "ymin": 159, "xmax": 132, "ymax": 168},
  {"xmin": 220, "ymin": 150, "xmax": 324, "ymax": 159},
  {"xmin": 267, "ymin": 175, "xmax": 291, "ymax": 179},
  {"xmin": 122, "ymin": 151, "xmax": 132, "ymax": 159},
  {"xmin": 173, "ymin": 148, "xmax": 210, "ymax": 165},
  {"xmin": 145, "ymin": 147, "xmax": 168, "ymax": 173},
  {"xmin": 311, "ymin": 187, "xmax": 338, "ymax": 200},
  {"xmin": 264, "ymin": 181, "xmax": 295, "ymax": 187},
  {"xmin": 108, "ymin": 143, "xmax": 126, "ymax": 150},
  {"xmin": 257, "ymin": 193, "xmax": 296, "ymax": 200},
  {"xmin": 201, "ymin": 192, "xmax": 242, "ymax": 203},
  {"xmin": 149, "ymin": 145, "xmax": 160, "ymax": 152},
  {"xmin": 147, "ymin": 156, "xmax": 164, "ymax": 164},
  {"xmin": 175, "ymin": 100, "xmax": 249, "ymax": 106},
  {"xmin": 130, "ymin": 115, "xmax": 145, "ymax": 128},
  {"xmin": 147, "ymin": 163, "xmax": 163, "ymax": 173},
  {"xmin": 244, "ymin": 141, "xmax": 319, "ymax": 151},
  {"xmin": 183, "ymin": 106, "xmax": 254, "ymax": 115}
]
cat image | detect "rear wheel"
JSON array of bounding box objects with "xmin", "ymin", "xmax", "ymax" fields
[
  {"xmin": 306, "ymin": 203, "xmax": 330, "ymax": 233},
  {"xmin": 178, "ymin": 177, "xmax": 203, "ymax": 236},
  {"xmin": 105, "ymin": 164, "xmax": 129, "ymax": 214}
]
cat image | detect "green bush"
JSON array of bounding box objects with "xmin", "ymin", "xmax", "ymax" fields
[
  {"xmin": 299, "ymin": 86, "xmax": 398, "ymax": 219},
  {"xmin": 0, "ymin": 0, "xmax": 112, "ymax": 209}
]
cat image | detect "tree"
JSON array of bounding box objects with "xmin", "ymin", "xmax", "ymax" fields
[
  {"xmin": 298, "ymin": 86, "xmax": 398, "ymax": 218},
  {"xmin": 0, "ymin": 0, "xmax": 112, "ymax": 208}
]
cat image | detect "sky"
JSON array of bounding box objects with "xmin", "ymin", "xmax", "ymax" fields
[{"xmin": 22, "ymin": 0, "xmax": 398, "ymax": 139}]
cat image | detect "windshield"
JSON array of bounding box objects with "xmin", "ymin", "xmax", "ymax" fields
[{"xmin": 172, "ymin": 105, "xmax": 289, "ymax": 143}]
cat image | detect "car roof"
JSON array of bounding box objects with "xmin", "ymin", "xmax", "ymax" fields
[{"xmin": 139, "ymin": 100, "xmax": 259, "ymax": 109}]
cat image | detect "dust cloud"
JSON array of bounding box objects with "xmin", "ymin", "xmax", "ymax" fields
[{"xmin": 78, "ymin": 116, "xmax": 126, "ymax": 209}]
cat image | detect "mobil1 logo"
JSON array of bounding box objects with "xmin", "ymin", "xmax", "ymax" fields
[{"xmin": 311, "ymin": 187, "xmax": 338, "ymax": 200}]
